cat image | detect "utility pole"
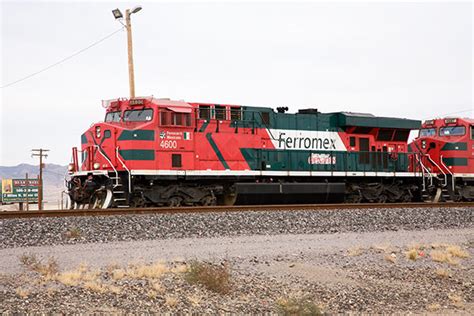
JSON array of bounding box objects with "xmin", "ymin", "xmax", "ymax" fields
[
  {"xmin": 125, "ymin": 9, "xmax": 136, "ymax": 99},
  {"xmin": 112, "ymin": 6, "xmax": 142, "ymax": 99},
  {"xmin": 25, "ymin": 172, "xmax": 29, "ymax": 211},
  {"xmin": 31, "ymin": 149, "xmax": 49, "ymax": 211}
]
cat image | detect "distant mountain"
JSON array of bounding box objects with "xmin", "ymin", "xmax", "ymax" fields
[
  {"xmin": 0, "ymin": 163, "xmax": 67, "ymax": 188},
  {"xmin": 1, "ymin": 164, "xmax": 68, "ymax": 209}
]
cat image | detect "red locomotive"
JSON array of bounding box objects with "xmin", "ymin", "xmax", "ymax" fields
[
  {"xmin": 410, "ymin": 117, "xmax": 474, "ymax": 201},
  {"xmin": 66, "ymin": 96, "xmax": 471, "ymax": 208}
]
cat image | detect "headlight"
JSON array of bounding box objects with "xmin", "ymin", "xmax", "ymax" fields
[
  {"xmin": 93, "ymin": 163, "xmax": 100, "ymax": 170},
  {"xmin": 421, "ymin": 140, "xmax": 426, "ymax": 149},
  {"xmin": 95, "ymin": 126, "xmax": 101, "ymax": 138},
  {"xmin": 68, "ymin": 163, "xmax": 75, "ymax": 171}
]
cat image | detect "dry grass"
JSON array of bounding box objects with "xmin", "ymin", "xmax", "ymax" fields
[
  {"xmin": 276, "ymin": 297, "xmax": 323, "ymax": 316},
  {"xmin": 347, "ymin": 247, "xmax": 363, "ymax": 257},
  {"xmin": 187, "ymin": 294, "xmax": 202, "ymax": 307},
  {"xmin": 448, "ymin": 293, "xmax": 464, "ymax": 308},
  {"xmin": 126, "ymin": 262, "xmax": 168, "ymax": 279},
  {"xmin": 185, "ymin": 261, "xmax": 231, "ymax": 294},
  {"xmin": 108, "ymin": 285, "xmax": 122, "ymax": 294},
  {"xmin": 55, "ymin": 263, "xmax": 102, "ymax": 287},
  {"xmin": 111, "ymin": 268, "xmax": 127, "ymax": 280},
  {"xmin": 83, "ymin": 281, "xmax": 107, "ymax": 293},
  {"xmin": 435, "ymin": 268, "xmax": 451, "ymax": 278},
  {"xmin": 15, "ymin": 287, "xmax": 30, "ymax": 298},
  {"xmin": 106, "ymin": 262, "xmax": 121, "ymax": 273},
  {"xmin": 150, "ymin": 281, "xmax": 165, "ymax": 294},
  {"xmin": 406, "ymin": 248, "xmax": 419, "ymax": 261},
  {"xmin": 165, "ymin": 295, "xmax": 179, "ymax": 307},
  {"xmin": 55, "ymin": 270, "xmax": 83, "ymax": 286},
  {"xmin": 64, "ymin": 227, "xmax": 82, "ymax": 239},
  {"xmin": 19, "ymin": 253, "xmax": 59, "ymax": 278},
  {"xmin": 171, "ymin": 263, "xmax": 188, "ymax": 274},
  {"xmin": 430, "ymin": 251, "xmax": 459, "ymax": 265},
  {"xmin": 446, "ymin": 245, "xmax": 469, "ymax": 258},
  {"xmin": 426, "ymin": 303, "xmax": 441, "ymax": 311},
  {"xmin": 429, "ymin": 244, "xmax": 469, "ymax": 265}
]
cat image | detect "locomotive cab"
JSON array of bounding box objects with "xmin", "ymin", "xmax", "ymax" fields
[{"xmin": 411, "ymin": 117, "xmax": 474, "ymax": 201}]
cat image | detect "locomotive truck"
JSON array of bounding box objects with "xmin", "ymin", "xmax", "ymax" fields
[{"xmin": 66, "ymin": 96, "xmax": 472, "ymax": 209}]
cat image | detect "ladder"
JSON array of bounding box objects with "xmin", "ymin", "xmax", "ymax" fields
[{"xmin": 109, "ymin": 175, "xmax": 129, "ymax": 208}]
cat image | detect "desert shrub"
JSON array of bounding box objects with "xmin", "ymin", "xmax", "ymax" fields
[
  {"xmin": 185, "ymin": 261, "xmax": 231, "ymax": 294},
  {"xmin": 276, "ymin": 297, "xmax": 324, "ymax": 316}
]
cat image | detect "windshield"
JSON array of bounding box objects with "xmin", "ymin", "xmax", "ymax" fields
[
  {"xmin": 439, "ymin": 126, "xmax": 465, "ymax": 136},
  {"xmin": 123, "ymin": 109, "xmax": 153, "ymax": 122},
  {"xmin": 105, "ymin": 111, "xmax": 121, "ymax": 122},
  {"xmin": 419, "ymin": 128, "xmax": 436, "ymax": 137}
]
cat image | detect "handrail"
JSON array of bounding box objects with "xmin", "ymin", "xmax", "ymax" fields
[
  {"xmin": 116, "ymin": 146, "xmax": 132, "ymax": 193},
  {"xmin": 93, "ymin": 145, "xmax": 119, "ymax": 187},
  {"xmin": 426, "ymin": 154, "xmax": 447, "ymax": 187},
  {"xmin": 440, "ymin": 155, "xmax": 455, "ymax": 192},
  {"xmin": 415, "ymin": 153, "xmax": 434, "ymax": 189}
]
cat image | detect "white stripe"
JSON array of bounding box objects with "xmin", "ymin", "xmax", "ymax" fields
[
  {"xmin": 453, "ymin": 173, "xmax": 474, "ymax": 178},
  {"xmin": 129, "ymin": 169, "xmax": 421, "ymax": 178},
  {"xmin": 71, "ymin": 170, "xmax": 109, "ymax": 176}
]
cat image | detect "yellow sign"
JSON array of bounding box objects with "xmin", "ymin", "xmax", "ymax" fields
[{"xmin": 2, "ymin": 179, "xmax": 13, "ymax": 193}]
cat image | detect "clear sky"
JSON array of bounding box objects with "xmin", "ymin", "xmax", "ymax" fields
[{"xmin": 1, "ymin": 0, "xmax": 472, "ymax": 166}]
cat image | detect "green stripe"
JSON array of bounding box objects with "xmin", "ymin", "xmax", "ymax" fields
[
  {"xmin": 442, "ymin": 157, "xmax": 468, "ymax": 166},
  {"xmin": 119, "ymin": 149, "xmax": 155, "ymax": 161},
  {"xmin": 118, "ymin": 130, "xmax": 155, "ymax": 141},
  {"xmin": 441, "ymin": 142, "xmax": 467, "ymax": 151},
  {"xmin": 206, "ymin": 133, "xmax": 230, "ymax": 169},
  {"xmin": 81, "ymin": 133, "xmax": 88, "ymax": 144},
  {"xmin": 199, "ymin": 121, "xmax": 209, "ymax": 132}
]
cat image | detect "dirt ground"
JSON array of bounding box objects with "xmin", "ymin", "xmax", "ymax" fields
[{"xmin": 1, "ymin": 227, "xmax": 473, "ymax": 313}]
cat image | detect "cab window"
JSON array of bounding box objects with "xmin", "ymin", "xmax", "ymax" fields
[
  {"xmin": 215, "ymin": 105, "xmax": 226, "ymax": 120},
  {"xmin": 439, "ymin": 126, "xmax": 465, "ymax": 136},
  {"xmin": 160, "ymin": 110, "xmax": 191, "ymax": 126},
  {"xmin": 419, "ymin": 128, "xmax": 436, "ymax": 137},
  {"xmin": 123, "ymin": 109, "xmax": 153, "ymax": 122},
  {"xmin": 199, "ymin": 105, "xmax": 211, "ymax": 120},
  {"xmin": 471, "ymin": 126, "xmax": 474, "ymax": 139},
  {"xmin": 105, "ymin": 111, "xmax": 121, "ymax": 122},
  {"xmin": 230, "ymin": 107, "xmax": 242, "ymax": 121}
]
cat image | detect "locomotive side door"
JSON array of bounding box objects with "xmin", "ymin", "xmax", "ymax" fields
[{"xmin": 358, "ymin": 137, "xmax": 370, "ymax": 171}]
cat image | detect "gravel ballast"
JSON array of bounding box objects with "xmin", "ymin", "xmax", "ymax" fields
[
  {"xmin": 1, "ymin": 206, "xmax": 473, "ymax": 314},
  {"xmin": 1, "ymin": 206, "xmax": 473, "ymax": 248}
]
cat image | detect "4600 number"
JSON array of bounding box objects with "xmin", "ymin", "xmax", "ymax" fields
[{"xmin": 160, "ymin": 140, "xmax": 177, "ymax": 149}]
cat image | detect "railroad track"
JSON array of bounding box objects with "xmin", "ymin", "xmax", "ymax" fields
[{"xmin": 1, "ymin": 202, "xmax": 473, "ymax": 219}]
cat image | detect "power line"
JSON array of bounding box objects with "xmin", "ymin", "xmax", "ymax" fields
[
  {"xmin": 1, "ymin": 27, "xmax": 125, "ymax": 89},
  {"xmin": 422, "ymin": 108, "xmax": 473, "ymax": 120}
]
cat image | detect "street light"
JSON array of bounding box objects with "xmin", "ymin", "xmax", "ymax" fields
[{"xmin": 112, "ymin": 6, "xmax": 142, "ymax": 98}]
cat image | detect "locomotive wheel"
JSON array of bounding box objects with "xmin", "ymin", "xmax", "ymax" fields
[
  {"xmin": 168, "ymin": 196, "xmax": 183, "ymax": 207},
  {"xmin": 377, "ymin": 194, "xmax": 387, "ymax": 203},
  {"xmin": 200, "ymin": 195, "xmax": 216, "ymax": 206},
  {"xmin": 88, "ymin": 189, "xmax": 113, "ymax": 209},
  {"xmin": 220, "ymin": 192, "xmax": 237, "ymax": 206},
  {"xmin": 131, "ymin": 196, "xmax": 147, "ymax": 208}
]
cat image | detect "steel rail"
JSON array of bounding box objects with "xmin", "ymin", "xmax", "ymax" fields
[{"xmin": 1, "ymin": 202, "xmax": 473, "ymax": 219}]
